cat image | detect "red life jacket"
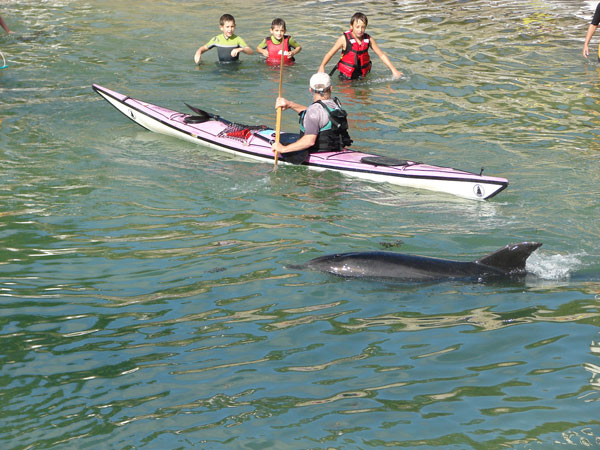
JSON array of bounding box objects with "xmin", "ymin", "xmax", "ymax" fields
[
  {"xmin": 265, "ymin": 36, "xmax": 294, "ymax": 66},
  {"xmin": 337, "ymin": 31, "xmax": 372, "ymax": 79}
]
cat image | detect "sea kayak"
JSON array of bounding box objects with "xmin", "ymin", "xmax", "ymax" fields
[{"xmin": 92, "ymin": 84, "xmax": 508, "ymax": 201}]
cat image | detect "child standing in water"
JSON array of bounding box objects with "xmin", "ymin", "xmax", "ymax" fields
[
  {"xmin": 194, "ymin": 14, "xmax": 253, "ymax": 64},
  {"xmin": 583, "ymin": 3, "xmax": 600, "ymax": 60},
  {"xmin": 256, "ymin": 18, "xmax": 302, "ymax": 66},
  {"xmin": 318, "ymin": 12, "xmax": 402, "ymax": 80}
]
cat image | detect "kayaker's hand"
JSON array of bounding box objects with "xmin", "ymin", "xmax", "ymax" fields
[
  {"xmin": 272, "ymin": 142, "xmax": 285, "ymax": 154},
  {"xmin": 275, "ymin": 97, "xmax": 288, "ymax": 110},
  {"xmin": 583, "ymin": 44, "xmax": 590, "ymax": 58}
]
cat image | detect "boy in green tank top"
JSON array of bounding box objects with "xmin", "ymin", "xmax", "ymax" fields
[{"xmin": 194, "ymin": 14, "xmax": 253, "ymax": 64}]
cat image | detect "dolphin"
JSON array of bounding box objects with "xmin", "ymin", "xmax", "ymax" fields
[{"xmin": 296, "ymin": 242, "xmax": 542, "ymax": 282}]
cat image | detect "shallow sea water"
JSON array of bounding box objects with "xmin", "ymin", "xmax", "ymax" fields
[{"xmin": 1, "ymin": 0, "xmax": 600, "ymax": 448}]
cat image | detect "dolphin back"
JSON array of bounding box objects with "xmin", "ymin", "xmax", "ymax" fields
[
  {"xmin": 299, "ymin": 251, "xmax": 481, "ymax": 281},
  {"xmin": 475, "ymin": 242, "xmax": 542, "ymax": 274},
  {"xmin": 296, "ymin": 242, "xmax": 543, "ymax": 282}
]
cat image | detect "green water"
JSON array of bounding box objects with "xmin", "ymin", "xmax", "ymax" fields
[{"xmin": 1, "ymin": 0, "xmax": 600, "ymax": 448}]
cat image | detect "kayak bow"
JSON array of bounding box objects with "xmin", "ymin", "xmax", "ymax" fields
[{"xmin": 92, "ymin": 84, "xmax": 508, "ymax": 200}]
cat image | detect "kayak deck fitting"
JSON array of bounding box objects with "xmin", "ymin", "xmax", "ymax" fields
[{"xmin": 92, "ymin": 84, "xmax": 508, "ymax": 201}]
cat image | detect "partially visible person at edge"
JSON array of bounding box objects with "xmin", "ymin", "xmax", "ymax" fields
[
  {"xmin": 318, "ymin": 12, "xmax": 402, "ymax": 80},
  {"xmin": 271, "ymin": 72, "xmax": 353, "ymax": 158},
  {"xmin": 194, "ymin": 14, "xmax": 253, "ymax": 64},
  {"xmin": 256, "ymin": 18, "xmax": 302, "ymax": 66},
  {"xmin": 583, "ymin": 3, "xmax": 600, "ymax": 60},
  {"xmin": 0, "ymin": 16, "xmax": 12, "ymax": 34}
]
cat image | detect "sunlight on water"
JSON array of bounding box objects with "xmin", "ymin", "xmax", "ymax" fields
[{"xmin": 527, "ymin": 249, "xmax": 586, "ymax": 280}]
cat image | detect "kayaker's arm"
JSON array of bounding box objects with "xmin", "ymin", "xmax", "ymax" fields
[
  {"xmin": 370, "ymin": 37, "xmax": 402, "ymax": 79},
  {"xmin": 583, "ymin": 24, "xmax": 598, "ymax": 58},
  {"xmin": 275, "ymin": 97, "xmax": 307, "ymax": 115},
  {"xmin": 272, "ymin": 134, "xmax": 316, "ymax": 154}
]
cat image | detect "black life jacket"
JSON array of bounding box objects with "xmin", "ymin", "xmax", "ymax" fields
[{"xmin": 299, "ymin": 98, "xmax": 353, "ymax": 152}]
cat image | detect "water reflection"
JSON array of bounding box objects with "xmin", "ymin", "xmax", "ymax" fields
[
  {"xmin": 3, "ymin": 0, "xmax": 600, "ymax": 448},
  {"xmin": 333, "ymin": 302, "xmax": 599, "ymax": 334}
]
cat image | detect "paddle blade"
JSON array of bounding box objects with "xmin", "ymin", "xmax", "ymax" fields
[
  {"xmin": 184, "ymin": 115, "xmax": 210, "ymax": 124},
  {"xmin": 184, "ymin": 102, "xmax": 215, "ymax": 121}
]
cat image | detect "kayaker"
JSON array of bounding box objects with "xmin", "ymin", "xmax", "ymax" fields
[
  {"xmin": 0, "ymin": 15, "xmax": 12, "ymax": 34},
  {"xmin": 194, "ymin": 14, "xmax": 253, "ymax": 64},
  {"xmin": 256, "ymin": 18, "xmax": 302, "ymax": 66},
  {"xmin": 583, "ymin": 3, "xmax": 600, "ymax": 60},
  {"xmin": 318, "ymin": 12, "xmax": 402, "ymax": 80},
  {"xmin": 271, "ymin": 72, "xmax": 353, "ymax": 156}
]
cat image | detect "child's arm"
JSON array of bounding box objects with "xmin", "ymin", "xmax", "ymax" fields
[
  {"xmin": 0, "ymin": 16, "xmax": 12, "ymax": 34},
  {"xmin": 289, "ymin": 44, "xmax": 302, "ymax": 57},
  {"xmin": 288, "ymin": 37, "xmax": 302, "ymax": 57},
  {"xmin": 256, "ymin": 46, "xmax": 268, "ymax": 57},
  {"xmin": 256, "ymin": 38, "xmax": 269, "ymax": 57},
  {"xmin": 232, "ymin": 46, "xmax": 254, "ymax": 57},
  {"xmin": 318, "ymin": 35, "xmax": 345, "ymax": 73},
  {"xmin": 583, "ymin": 24, "xmax": 598, "ymax": 58},
  {"xmin": 194, "ymin": 45, "xmax": 210, "ymax": 64},
  {"xmin": 370, "ymin": 37, "xmax": 403, "ymax": 79},
  {"xmin": 232, "ymin": 37, "xmax": 254, "ymax": 58}
]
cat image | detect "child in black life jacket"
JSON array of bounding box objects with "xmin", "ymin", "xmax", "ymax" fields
[
  {"xmin": 256, "ymin": 18, "xmax": 302, "ymax": 66},
  {"xmin": 318, "ymin": 12, "xmax": 402, "ymax": 80}
]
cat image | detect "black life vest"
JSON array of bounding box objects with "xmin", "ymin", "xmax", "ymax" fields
[{"xmin": 299, "ymin": 98, "xmax": 353, "ymax": 152}]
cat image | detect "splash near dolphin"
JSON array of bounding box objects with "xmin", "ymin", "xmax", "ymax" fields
[{"xmin": 296, "ymin": 242, "xmax": 542, "ymax": 282}]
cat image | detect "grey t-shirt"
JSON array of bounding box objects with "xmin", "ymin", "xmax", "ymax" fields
[{"xmin": 302, "ymin": 99, "xmax": 339, "ymax": 135}]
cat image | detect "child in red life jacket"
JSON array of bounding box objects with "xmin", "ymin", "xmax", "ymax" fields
[
  {"xmin": 256, "ymin": 18, "xmax": 302, "ymax": 66},
  {"xmin": 318, "ymin": 12, "xmax": 402, "ymax": 80}
]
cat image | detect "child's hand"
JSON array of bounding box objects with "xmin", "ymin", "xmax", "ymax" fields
[{"xmin": 231, "ymin": 48, "xmax": 242, "ymax": 57}]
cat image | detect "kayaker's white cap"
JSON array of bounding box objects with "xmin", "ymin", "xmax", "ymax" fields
[{"xmin": 309, "ymin": 72, "xmax": 331, "ymax": 92}]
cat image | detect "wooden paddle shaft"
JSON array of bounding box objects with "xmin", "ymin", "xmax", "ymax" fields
[{"xmin": 274, "ymin": 45, "xmax": 286, "ymax": 166}]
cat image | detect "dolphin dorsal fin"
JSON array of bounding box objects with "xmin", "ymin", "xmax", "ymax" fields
[{"xmin": 476, "ymin": 242, "xmax": 542, "ymax": 273}]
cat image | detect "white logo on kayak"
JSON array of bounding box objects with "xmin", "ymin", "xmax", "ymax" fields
[{"xmin": 473, "ymin": 184, "xmax": 484, "ymax": 198}]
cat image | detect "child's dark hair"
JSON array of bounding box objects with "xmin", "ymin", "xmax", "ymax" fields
[
  {"xmin": 219, "ymin": 14, "xmax": 235, "ymax": 25},
  {"xmin": 271, "ymin": 18, "xmax": 287, "ymax": 30},
  {"xmin": 350, "ymin": 12, "xmax": 368, "ymax": 26}
]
